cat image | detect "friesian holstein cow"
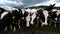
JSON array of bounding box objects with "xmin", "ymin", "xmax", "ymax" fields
[
  {"xmin": 0, "ymin": 6, "xmax": 21, "ymax": 32},
  {"xmin": 19, "ymin": 9, "xmax": 29, "ymax": 28},
  {"xmin": 36, "ymin": 9, "xmax": 48, "ymax": 27},
  {"xmin": 32, "ymin": 4, "xmax": 56, "ymax": 27},
  {"xmin": 0, "ymin": 11, "xmax": 13, "ymax": 31},
  {"xmin": 47, "ymin": 9, "xmax": 60, "ymax": 27},
  {"xmin": 0, "ymin": 8, "xmax": 6, "ymax": 29},
  {"xmin": 43, "ymin": 4, "xmax": 56, "ymax": 27},
  {"xmin": 44, "ymin": 4, "xmax": 60, "ymax": 27},
  {"xmin": 57, "ymin": 10, "xmax": 60, "ymax": 27},
  {"xmin": 21, "ymin": 8, "xmax": 38, "ymax": 27},
  {"xmin": 52, "ymin": 10, "xmax": 60, "ymax": 27},
  {"xmin": 24, "ymin": 8, "xmax": 32, "ymax": 27},
  {"xmin": 20, "ymin": 4, "xmax": 56, "ymax": 28},
  {"xmin": 23, "ymin": 8, "xmax": 48, "ymax": 27},
  {"xmin": 47, "ymin": 10, "xmax": 57, "ymax": 27}
]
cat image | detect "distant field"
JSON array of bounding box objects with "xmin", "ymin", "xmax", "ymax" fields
[{"xmin": 24, "ymin": 6, "xmax": 60, "ymax": 10}]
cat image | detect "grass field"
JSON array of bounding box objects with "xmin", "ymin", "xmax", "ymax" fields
[{"xmin": 0, "ymin": 26, "xmax": 60, "ymax": 34}]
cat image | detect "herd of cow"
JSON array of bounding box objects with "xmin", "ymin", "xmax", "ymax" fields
[{"xmin": 0, "ymin": 4, "xmax": 60, "ymax": 32}]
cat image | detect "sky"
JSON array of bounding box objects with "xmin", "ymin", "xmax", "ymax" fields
[{"xmin": 0, "ymin": 0, "xmax": 60, "ymax": 8}]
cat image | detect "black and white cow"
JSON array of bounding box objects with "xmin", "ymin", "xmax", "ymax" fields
[
  {"xmin": 0, "ymin": 6, "xmax": 21, "ymax": 32},
  {"xmin": 30, "ymin": 4, "xmax": 55, "ymax": 27},
  {"xmin": 53, "ymin": 10, "xmax": 60, "ymax": 27},
  {"xmin": 0, "ymin": 11, "xmax": 13, "ymax": 31},
  {"xmin": 23, "ymin": 8, "xmax": 48, "ymax": 27},
  {"xmin": 36, "ymin": 9, "xmax": 49, "ymax": 27},
  {"xmin": 47, "ymin": 10, "xmax": 57, "ymax": 27},
  {"xmin": 21, "ymin": 8, "xmax": 37, "ymax": 27},
  {"xmin": 20, "ymin": 4, "xmax": 56, "ymax": 28},
  {"xmin": 22, "ymin": 8, "xmax": 31, "ymax": 27},
  {"xmin": 45, "ymin": 8, "xmax": 60, "ymax": 28},
  {"xmin": 20, "ymin": 9, "xmax": 29, "ymax": 28}
]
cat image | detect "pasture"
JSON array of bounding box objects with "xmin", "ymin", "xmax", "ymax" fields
[{"xmin": 0, "ymin": 26, "xmax": 60, "ymax": 34}]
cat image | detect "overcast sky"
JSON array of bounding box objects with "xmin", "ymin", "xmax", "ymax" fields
[{"xmin": 0, "ymin": 0, "xmax": 60, "ymax": 8}]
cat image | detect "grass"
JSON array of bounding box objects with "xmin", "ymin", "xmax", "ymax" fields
[{"xmin": 0, "ymin": 26, "xmax": 60, "ymax": 34}]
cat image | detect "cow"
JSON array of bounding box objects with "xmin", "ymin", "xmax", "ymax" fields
[
  {"xmin": 0, "ymin": 6, "xmax": 21, "ymax": 32},
  {"xmin": 0, "ymin": 11, "xmax": 13, "ymax": 31},
  {"xmin": 22, "ymin": 8, "xmax": 48, "ymax": 28},
  {"xmin": 47, "ymin": 10, "xmax": 57, "ymax": 27},
  {"xmin": 23, "ymin": 8, "xmax": 31, "ymax": 27},
  {"xmin": 35, "ymin": 9, "xmax": 48, "ymax": 27},
  {"xmin": 54, "ymin": 10, "xmax": 60, "ymax": 27},
  {"xmin": 20, "ymin": 9, "xmax": 29, "ymax": 28},
  {"xmin": 46, "ymin": 8, "xmax": 60, "ymax": 27},
  {"xmin": 23, "ymin": 8, "xmax": 48, "ymax": 28},
  {"xmin": 21, "ymin": 8, "xmax": 37, "ymax": 28}
]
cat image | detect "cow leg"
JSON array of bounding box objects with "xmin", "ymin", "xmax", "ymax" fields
[
  {"xmin": 36, "ymin": 16, "xmax": 40, "ymax": 27},
  {"xmin": 13, "ymin": 26, "xmax": 16, "ymax": 32},
  {"xmin": 10, "ymin": 24, "xmax": 12, "ymax": 30},
  {"xmin": 30, "ymin": 14, "xmax": 36, "ymax": 25},
  {"xmin": 54, "ymin": 18, "xmax": 57, "ymax": 27},
  {"xmin": 49, "ymin": 19, "xmax": 52, "ymax": 26},
  {"xmin": 47, "ymin": 17, "xmax": 50, "ymax": 26},
  {"xmin": 26, "ymin": 15, "xmax": 30, "ymax": 27},
  {"xmin": 4, "ymin": 26, "xmax": 7, "ymax": 32},
  {"xmin": 17, "ymin": 20, "xmax": 20, "ymax": 29},
  {"xmin": 12, "ymin": 22, "xmax": 17, "ymax": 32}
]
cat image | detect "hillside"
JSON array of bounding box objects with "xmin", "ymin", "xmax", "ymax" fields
[{"xmin": 24, "ymin": 5, "xmax": 60, "ymax": 10}]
